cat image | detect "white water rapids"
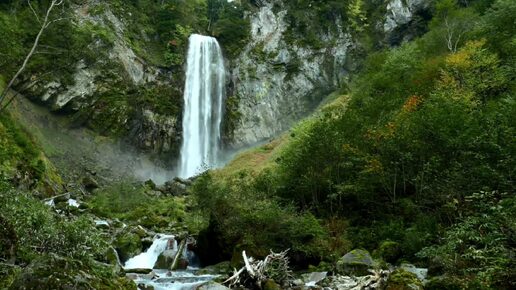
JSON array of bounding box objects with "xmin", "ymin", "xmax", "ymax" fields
[
  {"xmin": 178, "ymin": 34, "xmax": 226, "ymax": 178},
  {"xmin": 123, "ymin": 234, "xmax": 217, "ymax": 290},
  {"xmin": 124, "ymin": 234, "xmax": 177, "ymax": 270}
]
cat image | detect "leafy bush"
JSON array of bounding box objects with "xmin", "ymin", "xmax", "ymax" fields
[
  {"xmin": 192, "ymin": 172, "xmax": 330, "ymax": 266},
  {"xmin": 0, "ymin": 187, "xmax": 106, "ymax": 264},
  {"xmin": 417, "ymin": 191, "xmax": 515, "ymax": 288},
  {"xmin": 87, "ymin": 182, "xmax": 186, "ymax": 230}
]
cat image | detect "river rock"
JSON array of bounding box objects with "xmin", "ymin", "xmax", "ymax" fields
[
  {"xmin": 262, "ymin": 279, "xmax": 281, "ymax": 290},
  {"xmin": 385, "ymin": 268, "xmax": 423, "ymax": 290},
  {"xmin": 138, "ymin": 283, "xmax": 155, "ymax": 290},
  {"xmin": 82, "ymin": 175, "xmax": 99, "ymax": 191},
  {"xmin": 154, "ymin": 249, "xmax": 176, "ymax": 269},
  {"xmin": 336, "ymin": 249, "xmax": 375, "ymax": 276},
  {"xmin": 400, "ymin": 263, "xmax": 428, "ymax": 281},
  {"xmin": 125, "ymin": 268, "xmax": 153, "ymax": 274},
  {"xmin": 54, "ymin": 192, "xmax": 71, "ymax": 203},
  {"xmin": 197, "ymin": 282, "xmax": 230, "ymax": 290},
  {"xmin": 133, "ymin": 225, "xmax": 150, "ymax": 238},
  {"xmin": 114, "ymin": 230, "xmax": 142, "ymax": 263},
  {"xmin": 302, "ymin": 272, "xmax": 328, "ymax": 286}
]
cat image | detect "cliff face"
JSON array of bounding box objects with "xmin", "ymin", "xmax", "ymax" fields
[
  {"xmin": 227, "ymin": 1, "xmax": 353, "ymax": 148},
  {"xmin": 23, "ymin": 1, "xmax": 183, "ymax": 162},
  {"xmin": 227, "ymin": 0, "xmax": 431, "ymax": 149},
  {"xmin": 15, "ymin": 0, "xmax": 431, "ymax": 162}
]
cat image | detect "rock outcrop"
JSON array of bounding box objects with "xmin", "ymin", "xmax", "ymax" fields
[{"xmin": 228, "ymin": 1, "xmax": 353, "ymax": 148}]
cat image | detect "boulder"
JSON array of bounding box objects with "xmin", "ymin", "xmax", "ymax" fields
[
  {"xmin": 377, "ymin": 240, "xmax": 402, "ymax": 264},
  {"xmin": 302, "ymin": 272, "xmax": 328, "ymax": 287},
  {"xmin": 138, "ymin": 283, "xmax": 155, "ymax": 290},
  {"xmin": 125, "ymin": 268, "xmax": 153, "ymax": 274},
  {"xmin": 95, "ymin": 220, "xmax": 110, "ymax": 230},
  {"xmin": 336, "ymin": 249, "xmax": 375, "ymax": 276},
  {"xmin": 82, "ymin": 175, "xmax": 99, "ymax": 191},
  {"xmin": 114, "ymin": 231, "xmax": 142, "ymax": 263},
  {"xmin": 400, "ymin": 263, "xmax": 427, "ymax": 281},
  {"xmin": 154, "ymin": 249, "xmax": 176, "ymax": 269},
  {"xmin": 385, "ymin": 268, "xmax": 423, "ymax": 290},
  {"xmin": 160, "ymin": 180, "xmax": 187, "ymax": 196},
  {"xmin": 53, "ymin": 192, "xmax": 71, "ymax": 203},
  {"xmin": 197, "ymin": 282, "xmax": 230, "ymax": 290},
  {"xmin": 105, "ymin": 246, "xmax": 125, "ymax": 276}
]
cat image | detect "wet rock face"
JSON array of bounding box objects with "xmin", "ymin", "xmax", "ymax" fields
[
  {"xmin": 130, "ymin": 109, "xmax": 180, "ymax": 156},
  {"xmin": 228, "ymin": 1, "xmax": 352, "ymax": 148}
]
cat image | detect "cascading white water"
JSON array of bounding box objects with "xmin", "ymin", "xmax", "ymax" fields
[
  {"xmin": 124, "ymin": 235, "xmax": 176, "ymax": 270},
  {"xmin": 178, "ymin": 34, "xmax": 226, "ymax": 178}
]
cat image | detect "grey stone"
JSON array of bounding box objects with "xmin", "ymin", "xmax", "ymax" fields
[
  {"xmin": 400, "ymin": 263, "xmax": 428, "ymax": 281},
  {"xmin": 197, "ymin": 282, "xmax": 230, "ymax": 290},
  {"xmin": 336, "ymin": 249, "xmax": 374, "ymax": 276},
  {"xmin": 229, "ymin": 1, "xmax": 352, "ymax": 148},
  {"xmin": 302, "ymin": 272, "xmax": 328, "ymax": 286}
]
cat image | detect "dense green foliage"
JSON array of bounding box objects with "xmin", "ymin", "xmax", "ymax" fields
[
  {"xmin": 87, "ymin": 182, "xmax": 187, "ymax": 230},
  {"xmin": 192, "ymin": 0, "xmax": 515, "ymax": 287},
  {"xmin": 0, "ymin": 112, "xmax": 61, "ymax": 193},
  {"xmin": 193, "ymin": 173, "xmax": 332, "ymax": 267},
  {"xmin": 0, "ymin": 181, "xmax": 133, "ymax": 289}
]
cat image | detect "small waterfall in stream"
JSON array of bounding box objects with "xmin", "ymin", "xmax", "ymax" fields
[
  {"xmin": 124, "ymin": 234, "xmax": 217, "ymax": 290},
  {"xmin": 125, "ymin": 235, "xmax": 176, "ymax": 270},
  {"xmin": 178, "ymin": 34, "xmax": 226, "ymax": 178}
]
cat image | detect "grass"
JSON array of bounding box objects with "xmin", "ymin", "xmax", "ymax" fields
[
  {"xmin": 213, "ymin": 93, "xmax": 350, "ymax": 180},
  {"xmin": 213, "ymin": 134, "xmax": 291, "ymax": 179}
]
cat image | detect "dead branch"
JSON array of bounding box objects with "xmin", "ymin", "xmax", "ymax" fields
[{"xmin": 224, "ymin": 249, "xmax": 293, "ymax": 289}]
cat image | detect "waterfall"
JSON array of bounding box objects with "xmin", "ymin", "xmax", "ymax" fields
[
  {"xmin": 124, "ymin": 235, "xmax": 176, "ymax": 269},
  {"xmin": 178, "ymin": 34, "xmax": 226, "ymax": 178}
]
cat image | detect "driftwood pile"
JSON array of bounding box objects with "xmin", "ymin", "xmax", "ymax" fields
[{"xmin": 224, "ymin": 250, "xmax": 293, "ymax": 289}]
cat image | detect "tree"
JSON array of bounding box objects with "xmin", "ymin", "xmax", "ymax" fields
[{"xmin": 0, "ymin": 0, "xmax": 66, "ymax": 112}]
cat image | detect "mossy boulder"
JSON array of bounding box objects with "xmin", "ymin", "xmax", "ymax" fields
[
  {"xmin": 197, "ymin": 282, "xmax": 230, "ymax": 290},
  {"xmin": 377, "ymin": 240, "xmax": 402, "ymax": 264},
  {"xmin": 386, "ymin": 269, "xmax": 424, "ymax": 290},
  {"xmin": 336, "ymin": 249, "xmax": 374, "ymax": 276},
  {"xmin": 114, "ymin": 231, "xmax": 142, "ymax": 263}
]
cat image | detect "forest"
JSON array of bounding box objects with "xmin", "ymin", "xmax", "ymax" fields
[{"xmin": 0, "ymin": 0, "xmax": 514, "ymax": 289}]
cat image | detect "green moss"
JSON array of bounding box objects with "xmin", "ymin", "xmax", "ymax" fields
[
  {"xmin": 114, "ymin": 231, "xmax": 142, "ymax": 263},
  {"xmin": 86, "ymin": 182, "xmax": 187, "ymax": 231},
  {"xmin": 386, "ymin": 269, "xmax": 423, "ymax": 290},
  {"xmin": 377, "ymin": 240, "xmax": 402, "ymax": 264}
]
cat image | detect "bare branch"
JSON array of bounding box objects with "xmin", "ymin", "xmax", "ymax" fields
[
  {"xmin": 0, "ymin": 0, "xmax": 66, "ymax": 110},
  {"xmin": 27, "ymin": 0, "xmax": 41, "ymax": 24}
]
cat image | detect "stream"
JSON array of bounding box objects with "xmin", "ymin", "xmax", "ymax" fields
[{"xmin": 124, "ymin": 234, "xmax": 219, "ymax": 290}]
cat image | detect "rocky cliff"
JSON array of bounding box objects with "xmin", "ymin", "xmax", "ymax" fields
[
  {"xmin": 21, "ymin": 1, "xmax": 183, "ymax": 163},
  {"xmin": 14, "ymin": 0, "xmax": 431, "ymax": 163},
  {"xmin": 227, "ymin": 0, "xmax": 431, "ymax": 148}
]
